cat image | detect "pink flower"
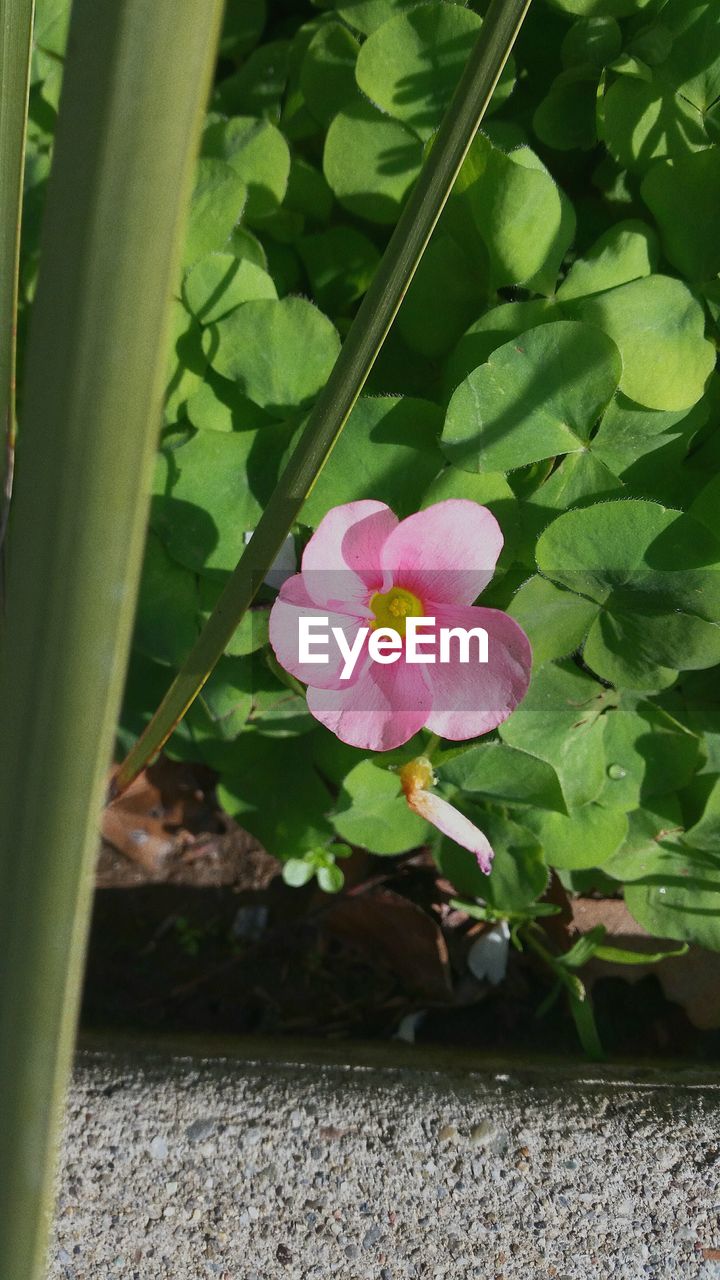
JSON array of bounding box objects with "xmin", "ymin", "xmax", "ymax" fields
[
  {"xmin": 400, "ymin": 756, "xmax": 494, "ymax": 874},
  {"xmin": 269, "ymin": 499, "xmax": 531, "ymax": 752}
]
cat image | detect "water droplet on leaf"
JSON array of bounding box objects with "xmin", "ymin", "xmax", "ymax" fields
[{"xmin": 607, "ymin": 763, "xmax": 627, "ymax": 780}]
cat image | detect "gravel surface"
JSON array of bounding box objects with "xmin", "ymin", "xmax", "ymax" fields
[{"xmin": 49, "ymin": 1048, "xmax": 720, "ymax": 1280}]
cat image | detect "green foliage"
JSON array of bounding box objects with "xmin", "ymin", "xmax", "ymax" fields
[
  {"xmin": 332, "ymin": 760, "xmax": 429, "ymax": 854},
  {"xmin": 26, "ymin": 0, "xmax": 720, "ymax": 966},
  {"xmin": 443, "ymin": 320, "xmax": 622, "ymax": 472}
]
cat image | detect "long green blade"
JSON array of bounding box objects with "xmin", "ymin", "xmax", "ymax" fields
[
  {"xmin": 0, "ymin": 1, "xmax": 225, "ymax": 1275},
  {"xmin": 0, "ymin": 0, "xmax": 34, "ymax": 554},
  {"xmin": 115, "ymin": 0, "xmax": 534, "ymax": 793}
]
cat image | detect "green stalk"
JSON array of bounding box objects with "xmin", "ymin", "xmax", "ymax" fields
[
  {"xmin": 0, "ymin": 1, "xmax": 224, "ymax": 1275},
  {"xmin": 115, "ymin": 0, "xmax": 534, "ymax": 793},
  {"xmin": 0, "ymin": 0, "xmax": 35, "ymax": 559}
]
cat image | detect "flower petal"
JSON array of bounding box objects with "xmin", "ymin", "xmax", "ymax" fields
[
  {"xmin": 380, "ymin": 500, "xmax": 503, "ymax": 606},
  {"xmin": 406, "ymin": 788, "xmax": 494, "ymax": 874},
  {"xmin": 301, "ymin": 500, "xmax": 397, "ymax": 610},
  {"xmin": 423, "ymin": 604, "xmax": 532, "ymax": 740},
  {"xmin": 306, "ymin": 658, "xmax": 431, "ymax": 750},
  {"xmin": 269, "ymin": 574, "xmax": 367, "ymax": 689}
]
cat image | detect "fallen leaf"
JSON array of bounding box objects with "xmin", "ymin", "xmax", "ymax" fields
[
  {"xmin": 102, "ymin": 757, "xmax": 220, "ymax": 872},
  {"xmin": 571, "ymin": 898, "xmax": 720, "ymax": 1030},
  {"xmin": 323, "ymin": 887, "xmax": 453, "ymax": 1003}
]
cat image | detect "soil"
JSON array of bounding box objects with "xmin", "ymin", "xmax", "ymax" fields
[{"xmin": 84, "ymin": 762, "xmax": 720, "ymax": 1061}]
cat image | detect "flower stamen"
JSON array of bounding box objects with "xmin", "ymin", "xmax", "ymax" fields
[{"xmin": 370, "ymin": 586, "xmax": 423, "ymax": 637}]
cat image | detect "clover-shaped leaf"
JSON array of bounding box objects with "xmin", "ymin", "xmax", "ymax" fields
[
  {"xmin": 356, "ymin": 4, "xmax": 513, "ymax": 141},
  {"xmin": 442, "ymin": 320, "xmax": 621, "ymax": 473},
  {"xmin": 572, "ymin": 275, "xmax": 715, "ymax": 412},
  {"xmin": 209, "ymin": 296, "xmax": 341, "ymax": 415},
  {"xmin": 536, "ymin": 500, "xmax": 720, "ymax": 687}
]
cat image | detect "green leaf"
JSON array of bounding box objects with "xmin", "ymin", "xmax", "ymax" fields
[
  {"xmin": 317, "ymin": 862, "xmax": 345, "ymax": 894},
  {"xmin": 332, "ymin": 760, "xmax": 429, "ymax": 854},
  {"xmin": 536, "ymin": 500, "xmax": 720, "ymax": 686},
  {"xmin": 482, "ymin": 813, "xmax": 548, "ymax": 912},
  {"xmin": 300, "ymin": 395, "xmax": 443, "ymax": 525},
  {"xmin": 298, "ymin": 226, "xmax": 380, "ymax": 314},
  {"xmin": 602, "ymin": 796, "xmax": 685, "ymax": 881},
  {"xmin": 598, "ymin": 704, "xmax": 700, "ymax": 812},
  {"xmin": 209, "ymin": 296, "xmax": 341, "ymax": 416},
  {"xmin": 183, "ymin": 158, "xmax": 247, "ymax": 266},
  {"xmin": 508, "ymin": 575, "xmax": 599, "ymax": 666},
  {"xmin": 573, "ymin": 275, "xmax": 715, "ymax": 411},
  {"xmin": 323, "ymin": 96, "xmax": 423, "ymax": 224},
  {"xmin": 283, "ymin": 857, "xmax": 315, "ymax": 887},
  {"xmin": 525, "ymin": 450, "xmax": 623, "ymax": 515},
  {"xmin": 655, "ymin": 0, "xmax": 720, "ymax": 113},
  {"xmin": 284, "ymin": 158, "xmax": 334, "ymax": 226},
  {"xmin": 641, "ymin": 149, "xmax": 720, "ymax": 283},
  {"xmin": 397, "ymin": 232, "xmax": 485, "ymax": 359},
  {"xmin": 218, "ymin": 735, "xmax": 333, "ymax": 859},
  {"xmin": 524, "ymin": 804, "xmax": 628, "ymax": 871},
  {"xmin": 601, "ymin": 75, "xmax": 707, "ymax": 173},
  {"xmin": 549, "ymin": 0, "xmax": 652, "ymax": 16},
  {"xmin": 300, "ymin": 22, "xmax": 360, "ymax": 127},
  {"xmin": 151, "ymin": 423, "xmax": 292, "ymax": 575},
  {"xmin": 183, "ymin": 253, "xmax": 277, "ymax": 324},
  {"xmin": 625, "ymin": 843, "xmax": 720, "ymax": 951},
  {"xmin": 557, "ymin": 219, "xmax": 658, "ymax": 301},
  {"xmin": 202, "ymin": 115, "xmax": 290, "ymax": 223},
  {"xmin": 559, "ymin": 925, "xmax": 606, "ymax": 968},
  {"xmin": 533, "ymin": 68, "xmax": 599, "ymax": 152},
  {"xmin": 163, "ymin": 300, "xmax": 207, "ymax": 423},
  {"xmin": 248, "ymin": 659, "xmax": 315, "ymax": 738},
  {"xmin": 690, "ymin": 471, "xmax": 720, "ymax": 542},
  {"xmin": 590, "ymin": 392, "xmax": 699, "ymax": 476},
  {"xmin": 219, "ymin": 0, "xmax": 266, "ymax": 59},
  {"xmin": 199, "ymin": 578, "xmax": 270, "ymax": 656},
  {"xmin": 186, "ymin": 373, "xmax": 273, "ymax": 434},
  {"xmin": 357, "ymin": 4, "xmax": 513, "ymax": 141},
  {"xmin": 438, "ymin": 742, "xmax": 566, "ymax": 813},
  {"xmin": 567, "ymin": 981, "xmax": 604, "ymax": 1061},
  {"xmin": 683, "ymin": 777, "xmax": 720, "ymax": 853},
  {"xmin": 442, "ymin": 299, "xmax": 557, "ymax": 399},
  {"xmin": 192, "ymin": 655, "xmax": 253, "ymax": 741},
  {"xmin": 213, "ymin": 39, "xmax": 289, "ymax": 120},
  {"xmin": 0, "ymin": 0, "xmax": 229, "ymax": 1269},
  {"xmin": 561, "ymin": 16, "xmax": 621, "ymax": 68},
  {"xmin": 334, "ymin": 0, "xmax": 417, "ymax": 37},
  {"xmin": 594, "ymin": 940, "xmax": 688, "ymax": 964},
  {"xmin": 0, "ymin": 0, "xmax": 34, "ymax": 548},
  {"xmin": 458, "ymin": 134, "xmax": 576, "ymax": 293},
  {"xmin": 443, "ymin": 320, "xmax": 622, "ymax": 473},
  {"xmin": 499, "ymin": 660, "xmax": 609, "ymax": 810},
  {"xmin": 134, "ymin": 532, "xmax": 199, "ymax": 667},
  {"xmin": 436, "ymin": 812, "xmax": 546, "ymax": 909}
]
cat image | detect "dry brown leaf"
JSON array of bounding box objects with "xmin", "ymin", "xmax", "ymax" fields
[
  {"xmin": 571, "ymin": 897, "xmax": 720, "ymax": 1030},
  {"xmin": 102, "ymin": 758, "xmax": 219, "ymax": 872},
  {"xmin": 323, "ymin": 887, "xmax": 453, "ymax": 1003}
]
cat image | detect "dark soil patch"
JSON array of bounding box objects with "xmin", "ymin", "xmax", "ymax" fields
[{"xmin": 84, "ymin": 790, "xmax": 720, "ymax": 1061}]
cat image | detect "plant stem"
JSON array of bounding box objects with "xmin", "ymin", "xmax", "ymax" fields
[
  {"xmin": 0, "ymin": 0, "xmax": 35, "ymax": 574},
  {"xmin": 114, "ymin": 0, "xmax": 534, "ymax": 794},
  {"xmin": 0, "ymin": 2, "xmax": 224, "ymax": 1275}
]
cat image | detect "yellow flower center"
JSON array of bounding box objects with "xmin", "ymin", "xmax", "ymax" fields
[{"xmin": 369, "ymin": 586, "xmax": 423, "ymax": 637}]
